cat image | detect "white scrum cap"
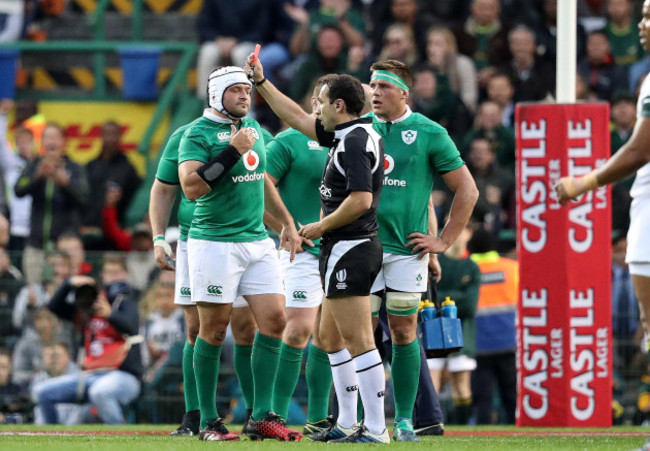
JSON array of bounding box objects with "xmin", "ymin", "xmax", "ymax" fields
[{"xmin": 207, "ymin": 66, "xmax": 252, "ymax": 119}]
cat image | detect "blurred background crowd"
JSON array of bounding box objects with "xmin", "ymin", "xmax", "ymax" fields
[{"xmin": 0, "ymin": 0, "xmax": 648, "ymax": 427}]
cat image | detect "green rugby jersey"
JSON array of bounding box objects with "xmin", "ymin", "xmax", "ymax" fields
[
  {"xmin": 155, "ymin": 118, "xmax": 202, "ymax": 242},
  {"xmin": 367, "ymin": 108, "xmax": 464, "ymax": 255},
  {"xmin": 266, "ymin": 128, "xmax": 329, "ymax": 257},
  {"xmin": 178, "ymin": 113, "xmax": 267, "ymax": 242}
]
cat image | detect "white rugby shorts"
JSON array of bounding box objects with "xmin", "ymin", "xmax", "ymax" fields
[{"xmin": 187, "ymin": 237, "xmax": 283, "ymax": 304}]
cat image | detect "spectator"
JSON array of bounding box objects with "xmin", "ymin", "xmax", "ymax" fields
[
  {"xmin": 286, "ymin": 0, "xmax": 364, "ymax": 57},
  {"xmin": 461, "ymin": 100, "xmax": 516, "ymax": 175},
  {"xmin": 425, "ymin": 26, "xmax": 478, "ymax": 114},
  {"xmin": 428, "ymin": 224, "xmax": 480, "ymax": 425},
  {"xmin": 196, "ymin": 0, "xmax": 291, "ymax": 98},
  {"xmin": 289, "ymin": 24, "xmax": 368, "ymax": 101},
  {"xmin": 142, "ymin": 272, "xmax": 184, "ymax": 374},
  {"xmin": 468, "ymin": 227, "xmax": 518, "ymax": 424},
  {"xmin": 56, "ymin": 233, "xmax": 92, "ymax": 278},
  {"xmin": 11, "ymin": 308, "xmax": 66, "ymax": 387},
  {"xmin": 36, "ymin": 254, "xmax": 142, "ymax": 425},
  {"xmin": 453, "ymin": 0, "xmax": 511, "ymax": 86},
  {"xmin": 12, "ymin": 251, "xmax": 72, "ymax": 332},
  {"xmin": 605, "ymin": 0, "xmax": 643, "ymax": 72},
  {"xmin": 578, "ymin": 30, "xmax": 627, "ymax": 101},
  {"xmin": 486, "ymin": 72, "xmax": 515, "ymax": 127},
  {"xmin": 576, "ymin": 71, "xmax": 598, "ymax": 101},
  {"xmin": 535, "ymin": 0, "xmax": 587, "ymax": 67},
  {"xmin": 418, "ymin": 0, "xmax": 469, "ymax": 24},
  {"xmin": 0, "ymin": 0, "xmax": 24, "ymax": 42},
  {"xmin": 410, "ymin": 65, "xmax": 458, "ymax": 131},
  {"xmin": 0, "ymin": 100, "xmax": 35, "ymax": 251},
  {"xmin": 371, "ymin": 0, "xmax": 437, "ymax": 60},
  {"xmin": 0, "ymin": 213, "xmax": 7, "ymax": 248},
  {"xmin": 0, "ymin": 248, "xmax": 23, "ymax": 348},
  {"xmin": 465, "ymin": 137, "xmax": 514, "ymax": 232},
  {"xmin": 0, "ymin": 349, "xmax": 30, "ymax": 424},
  {"xmin": 14, "ymin": 123, "xmax": 88, "ymax": 285},
  {"xmin": 13, "ymin": 100, "xmax": 45, "ymax": 151},
  {"xmin": 377, "ymin": 23, "xmax": 419, "ymax": 67},
  {"xmin": 81, "ymin": 121, "xmax": 141, "ymax": 248},
  {"xmin": 611, "ymin": 91, "xmax": 638, "ymax": 154},
  {"xmin": 31, "ymin": 343, "xmax": 82, "ymax": 425},
  {"xmin": 612, "ymin": 232, "xmax": 642, "ymax": 372},
  {"xmin": 499, "ymin": 24, "xmax": 555, "ymax": 102}
]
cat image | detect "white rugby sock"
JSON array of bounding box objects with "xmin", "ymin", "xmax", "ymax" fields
[
  {"xmin": 354, "ymin": 349, "xmax": 386, "ymax": 435},
  {"xmin": 328, "ymin": 348, "xmax": 358, "ymax": 429}
]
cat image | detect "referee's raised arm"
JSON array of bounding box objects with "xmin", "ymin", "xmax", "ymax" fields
[{"xmin": 245, "ymin": 54, "xmax": 318, "ymax": 141}]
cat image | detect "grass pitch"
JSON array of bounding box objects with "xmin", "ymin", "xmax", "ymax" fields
[{"xmin": 0, "ymin": 424, "xmax": 647, "ymax": 450}]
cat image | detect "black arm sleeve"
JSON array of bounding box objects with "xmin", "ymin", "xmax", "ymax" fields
[
  {"xmin": 108, "ymin": 299, "xmax": 140, "ymax": 335},
  {"xmin": 315, "ymin": 119, "xmax": 336, "ymax": 148},
  {"xmin": 343, "ymin": 130, "xmax": 373, "ymax": 193},
  {"xmin": 47, "ymin": 280, "xmax": 77, "ymax": 321},
  {"xmin": 195, "ymin": 145, "xmax": 242, "ymax": 187}
]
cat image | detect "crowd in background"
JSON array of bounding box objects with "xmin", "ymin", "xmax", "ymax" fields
[{"xmin": 0, "ymin": 0, "xmax": 648, "ymax": 425}]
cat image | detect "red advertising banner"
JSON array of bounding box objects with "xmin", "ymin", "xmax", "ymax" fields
[{"xmin": 516, "ymin": 103, "xmax": 612, "ymax": 427}]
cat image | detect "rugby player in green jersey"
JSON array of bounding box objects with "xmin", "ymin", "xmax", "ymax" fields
[
  {"xmin": 365, "ymin": 59, "xmax": 478, "ymax": 441},
  {"xmin": 177, "ymin": 66, "xmax": 302, "ymax": 442},
  {"xmin": 150, "ymin": 116, "xmax": 267, "ymax": 436}
]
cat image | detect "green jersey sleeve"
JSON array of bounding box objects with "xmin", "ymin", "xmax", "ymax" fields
[
  {"xmin": 265, "ymin": 134, "xmax": 293, "ymax": 181},
  {"xmin": 178, "ymin": 129, "xmax": 210, "ymax": 164},
  {"xmin": 430, "ymin": 131, "xmax": 465, "ymax": 174},
  {"xmin": 261, "ymin": 128, "xmax": 274, "ymax": 146},
  {"xmin": 155, "ymin": 131, "xmax": 182, "ymax": 184}
]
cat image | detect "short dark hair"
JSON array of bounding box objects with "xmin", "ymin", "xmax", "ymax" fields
[
  {"xmin": 370, "ymin": 59, "xmax": 413, "ymax": 89},
  {"xmin": 325, "ymin": 74, "xmax": 366, "ymax": 117},
  {"xmin": 312, "ymin": 74, "xmax": 337, "ymax": 98}
]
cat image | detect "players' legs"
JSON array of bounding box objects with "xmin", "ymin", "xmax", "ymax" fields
[
  {"xmin": 231, "ymin": 302, "xmax": 257, "ymax": 414},
  {"xmin": 172, "ymin": 239, "xmax": 201, "ymax": 432},
  {"xmin": 273, "ymin": 306, "xmax": 319, "ymax": 420},
  {"xmin": 188, "ymin": 238, "xmax": 242, "ymax": 428},
  {"xmin": 382, "ymin": 255, "xmax": 427, "ymax": 430},
  {"xmin": 326, "ymin": 295, "xmax": 386, "ymax": 435},
  {"xmin": 239, "ymin": 238, "xmax": 287, "ymax": 421},
  {"xmin": 632, "ymin": 272, "xmax": 650, "ymax": 351}
]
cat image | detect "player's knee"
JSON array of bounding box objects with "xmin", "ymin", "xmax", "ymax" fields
[
  {"xmin": 186, "ymin": 325, "xmax": 199, "ymax": 345},
  {"xmin": 259, "ymin": 310, "xmax": 286, "ymax": 338},
  {"xmin": 283, "ymin": 323, "xmax": 312, "ymax": 348},
  {"xmin": 370, "ymin": 294, "xmax": 383, "ymax": 317},
  {"xmin": 232, "ymin": 320, "xmax": 257, "ymax": 346},
  {"xmin": 386, "ymin": 291, "xmax": 421, "ymax": 317}
]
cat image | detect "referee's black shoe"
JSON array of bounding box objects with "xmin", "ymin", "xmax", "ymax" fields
[
  {"xmin": 170, "ymin": 410, "xmax": 200, "ymax": 436},
  {"xmin": 414, "ymin": 422, "xmax": 444, "ymax": 436}
]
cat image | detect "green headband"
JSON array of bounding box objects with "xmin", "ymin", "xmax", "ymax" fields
[{"xmin": 371, "ymin": 70, "xmax": 410, "ymax": 91}]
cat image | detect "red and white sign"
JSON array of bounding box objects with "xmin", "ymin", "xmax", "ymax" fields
[{"xmin": 516, "ymin": 103, "xmax": 612, "ymax": 427}]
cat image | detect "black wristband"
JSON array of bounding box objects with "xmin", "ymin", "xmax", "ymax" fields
[
  {"xmin": 255, "ymin": 77, "xmax": 267, "ymax": 86},
  {"xmin": 196, "ymin": 145, "xmax": 242, "ymax": 187}
]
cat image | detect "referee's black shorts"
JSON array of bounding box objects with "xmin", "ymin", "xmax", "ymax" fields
[{"xmin": 319, "ymin": 233, "xmax": 383, "ymax": 298}]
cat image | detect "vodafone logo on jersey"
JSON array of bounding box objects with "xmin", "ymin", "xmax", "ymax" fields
[
  {"xmin": 243, "ymin": 150, "xmax": 260, "ymax": 171},
  {"xmin": 384, "ymin": 155, "xmax": 395, "ymax": 175},
  {"xmin": 383, "ymin": 154, "xmax": 406, "ymax": 187}
]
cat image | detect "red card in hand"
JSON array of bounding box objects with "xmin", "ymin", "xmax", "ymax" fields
[{"xmin": 252, "ymin": 44, "xmax": 261, "ymax": 63}]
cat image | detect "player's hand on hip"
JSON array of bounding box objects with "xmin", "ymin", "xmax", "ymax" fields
[
  {"xmin": 245, "ymin": 54, "xmax": 265, "ymax": 84},
  {"xmin": 428, "ymin": 253, "xmax": 442, "ymax": 283},
  {"xmin": 154, "ymin": 244, "xmax": 175, "ymax": 271},
  {"xmin": 299, "ymin": 221, "xmax": 325, "ymax": 242},
  {"xmin": 280, "ymin": 222, "xmax": 302, "ymax": 262},
  {"xmin": 407, "ymin": 232, "xmax": 448, "ymax": 259},
  {"xmin": 229, "ymin": 125, "xmax": 255, "ymax": 154}
]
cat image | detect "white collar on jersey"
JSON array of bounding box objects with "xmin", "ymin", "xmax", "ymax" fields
[
  {"xmin": 374, "ymin": 105, "xmax": 412, "ymax": 124},
  {"xmin": 333, "ymin": 117, "xmax": 374, "ymax": 139},
  {"xmin": 202, "ymin": 108, "xmax": 235, "ymax": 124}
]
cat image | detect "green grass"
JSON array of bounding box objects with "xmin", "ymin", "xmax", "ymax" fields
[{"xmin": 0, "ymin": 425, "xmax": 647, "ymax": 450}]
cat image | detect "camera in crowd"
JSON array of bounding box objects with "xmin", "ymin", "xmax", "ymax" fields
[{"xmin": 74, "ymin": 281, "xmax": 131, "ymax": 314}]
